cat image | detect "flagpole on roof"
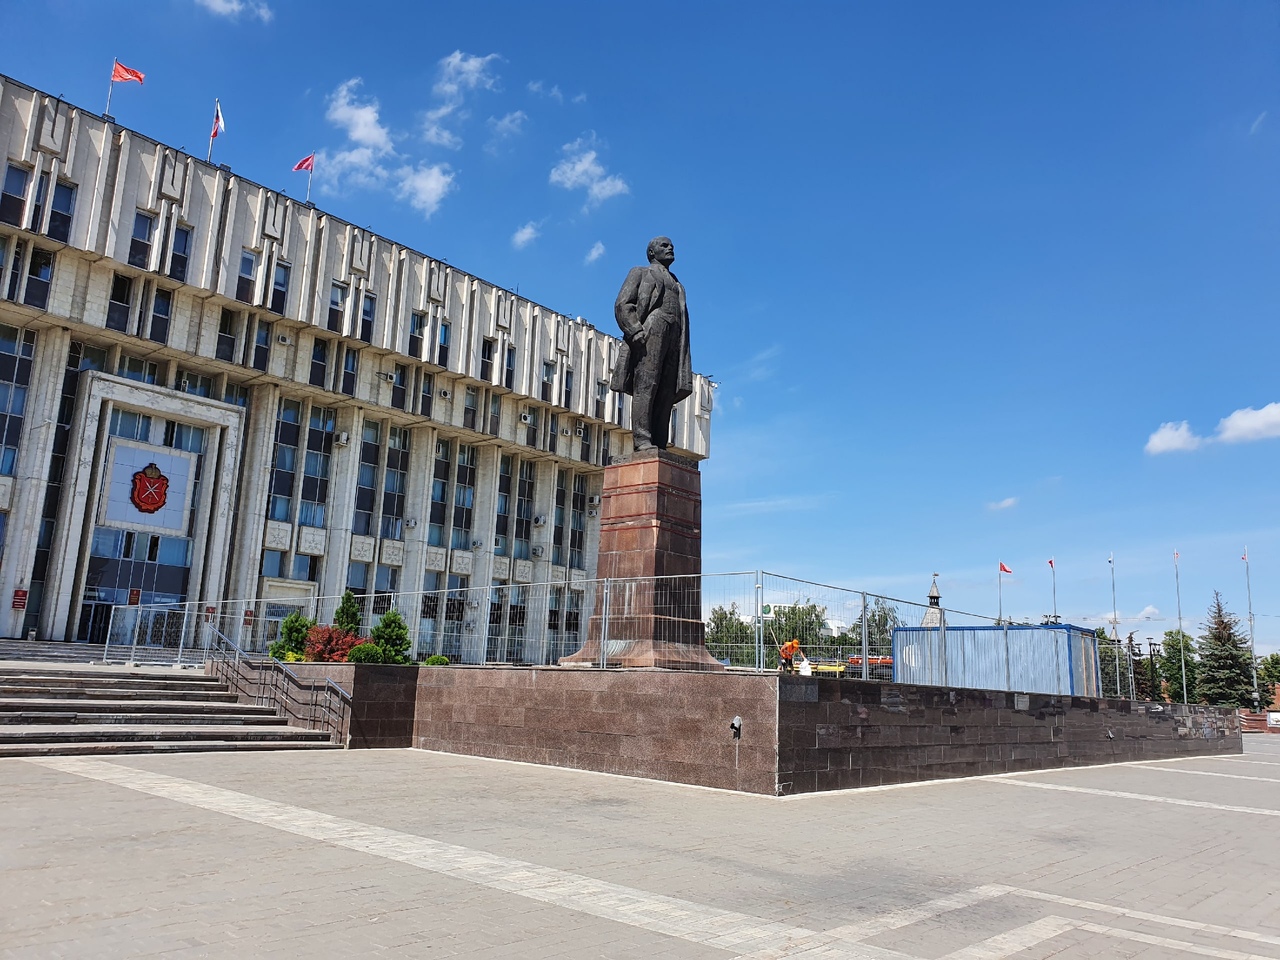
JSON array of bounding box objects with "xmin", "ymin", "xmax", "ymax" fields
[
  {"xmin": 105, "ymin": 61, "xmax": 116, "ymax": 116},
  {"xmin": 1109, "ymin": 553, "xmax": 1118, "ymax": 642},
  {"xmin": 1174, "ymin": 549, "xmax": 1187, "ymax": 704},
  {"xmin": 308, "ymin": 148, "xmax": 315, "ymax": 203},
  {"xmin": 206, "ymin": 99, "xmax": 218, "ymax": 163},
  {"xmin": 1050, "ymin": 558, "xmax": 1057, "ymax": 621},
  {"xmin": 998, "ymin": 563, "xmax": 1003, "ymax": 624},
  {"xmin": 1244, "ymin": 547, "xmax": 1260, "ymax": 711}
]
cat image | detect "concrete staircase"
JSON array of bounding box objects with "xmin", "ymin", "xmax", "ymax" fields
[{"xmin": 0, "ymin": 664, "xmax": 340, "ymax": 757}]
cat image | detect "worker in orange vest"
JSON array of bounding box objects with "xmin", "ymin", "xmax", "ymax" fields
[{"xmin": 779, "ymin": 638, "xmax": 801, "ymax": 673}]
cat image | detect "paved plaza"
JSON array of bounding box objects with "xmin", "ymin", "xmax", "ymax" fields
[{"xmin": 1, "ymin": 738, "xmax": 1277, "ymax": 959}]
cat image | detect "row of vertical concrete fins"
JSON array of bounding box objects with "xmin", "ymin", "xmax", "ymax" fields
[{"xmin": 0, "ymin": 73, "xmax": 714, "ymax": 449}]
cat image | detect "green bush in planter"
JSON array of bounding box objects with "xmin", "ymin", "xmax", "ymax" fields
[
  {"xmin": 421, "ymin": 655, "xmax": 450, "ymax": 666},
  {"xmin": 346, "ymin": 642, "xmax": 388, "ymax": 664},
  {"xmin": 369, "ymin": 609, "xmax": 411, "ymax": 665},
  {"xmin": 268, "ymin": 610, "xmax": 314, "ymax": 660}
]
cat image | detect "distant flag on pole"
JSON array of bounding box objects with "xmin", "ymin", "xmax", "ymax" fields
[
  {"xmin": 999, "ymin": 562, "xmax": 1012, "ymax": 575},
  {"xmin": 1108, "ymin": 553, "xmax": 1113, "ymax": 565},
  {"xmin": 293, "ymin": 153, "xmax": 315, "ymax": 173},
  {"xmin": 1243, "ymin": 547, "xmax": 1249, "ymax": 562},
  {"xmin": 1174, "ymin": 550, "xmax": 1179, "ymax": 561},
  {"xmin": 210, "ymin": 99, "xmax": 226, "ymax": 140},
  {"xmin": 1047, "ymin": 558, "xmax": 1054, "ymax": 569},
  {"xmin": 111, "ymin": 60, "xmax": 145, "ymax": 84}
]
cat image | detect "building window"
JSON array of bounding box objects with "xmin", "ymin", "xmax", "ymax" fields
[
  {"xmin": 562, "ymin": 370, "xmax": 574, "ymax": 410},
  {"xmin": 514, "ymin": 460, "xmax": 534, "ymax": 561},
  {"xmin": 27, "ymin": 173, "xmax": 48, "ymax": 232},
  {"xmin": 270, "ymin": 262, "xmax": 290, "ymax": 314},
  {"xmin": 117, "ymin": 354, "xmax": 157, "ymax": 384},
  {"xmin": 488, "ymin": 394, "xmax": 501, "ymax": 436},
  {"xmin": 505, "ymin": 345, "xmax": 516, "ymax": 389},
  {"xmin": 340, "ymin": 346, "xmax": 358, "ymax": 396},
  {"xmin": 450, "ymin": 444, "xmax": 476, "ymax": 550},
  {"xmin": 108, "ymin": 408, "xmax": 151, "ymax": 442},
  {"xmin": 352, "ymin": 420, "xmax": 380, "ymax": 536},
  {"xmin": 328, "ymin": 283, "xmax": 346, "ymax": 332},
  {"xmin": 46, "ymin": 181, "xmax": 75, "ymax": 244},
  {"xmin": 291, "ymin": 554, "xmax": 319, "ymax": 582},
  {"xmin": 261, "ymin": 549, "xmax": 285, "ymax": 579},
  {"xmin": 408, "ymin": 311, "xmax": 425, "ymax": 359},
  {"xmin": 148, "ymin": 288, "xmax": 172, "ymax": 344},
  {"xmin": 391, "ymin": 363, "xmax": 407, "ymax": 410},
  {"xmin": 4, "ymin": 238, "xmax": 23, "ymax": 302},
  {"xmin": 436, "ymin": 321, "xmax": 450, "ymax": 367},
  {"xmin": 267, "ymin": 399, "xmax": 301, "ymax": 522},
  {"xmin": 552, "ymin": 470, "xmax": 567, "ymax": 567},
  {"xmin": 380, "ymin": 426, "xmax": 408, "ymax": 540},
  {"xmin": 494, "ymin": 455, "xmax": 511, "ymax": 557},
  {"xmin": 129, "ymin": 211, "xmax": 154, "ymax": 268},
  {"xmin": 523, "ymin": 406, "xmax": 539, "ymax": 448},
  {"xmin": 175, "ymin": 368, "xmax": 213, "ymax": 397},
  {"xmin": 236, "ymin": 249, "xmax": 257, "ymax": 303},
  {"xmin": 541, "ymin": 361, "xmax": 555, "ymax": 402},
  {"xmin": 0, "ymin": 324, "xmax": 35, "ymax": 475},
  {"xmin": 216, "ymin": 309, "xmax": 238, "ymax": 363},
  {"xmin": 0, "ymin": 165, "xmax": 28, "ymax": 227},
  {"xmin": 107, "ymin": 273, "xmax": 133, "ymax": 332},
  {"xmin": 223, "ymin": 381, "xmax": 248, "ymax": 407},
  {"xmin": 359, "ymin": 293, "xmax": 375, "ymax": 342},
  {"xmin": 309, "ymin": 338, "xmax": 329, "ymax": 388},
  {"xmin": 299, "ymin": 405, "xmax": 334, "ymax": 528},
  {"xmin": 24, "ymin": 248, "xmax": 53, "ymax": 310},
  {"xmin": 480, "ymin": 338, "xmax": 495, "ymax": 382},
  {"xmin": 428, "ymin": 439, "xmax": 450, "ymax": 547},
  {"xmin": 169, "ymin": 225, "xmax": 191, "ymax": 282},
  {"xmin": 615, "ymin": 392, "xmax": 625, "ymax": 425},
  {"xmin": 579, "ymin": 422, "xmax": 592, "ymax": 463},
  {"xmin": 463, "ymin": 385, "xmax": 478, "ymax": 430},
  {"xmin": 570, "ymin": 474, "xmax": 587, "ymax": 569},
  {"xmin": 250, "ymin": 318, "xmax": 271, "ymax": 371},
  {"xmin": 419, "ymin": 370, "xmax": 434, "ymax": 418},
  {"xmin": 375, "ymin": 563, "xmax": 399, "ymax": 595},
  {"xmin": 596, "ymin": 381, "xmax": 607, "ymax": 421}
]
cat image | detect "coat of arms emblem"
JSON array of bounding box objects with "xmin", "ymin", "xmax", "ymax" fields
[{"xmin": 130, "ymin": 462, "xmax": 169, "ymax": 514}]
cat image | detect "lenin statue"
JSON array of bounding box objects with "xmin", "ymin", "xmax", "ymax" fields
[{"xmin": 609, "ymin": 236, "xmax": 693, "ymax": 452}]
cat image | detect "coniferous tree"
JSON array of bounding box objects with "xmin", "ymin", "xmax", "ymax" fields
[
  {"xmin": 1196, "ymin": 592, "xmax": 1255, "ymax": 707},
  {"xmin": 1157, "ymin": 629, "xmax": 1197, "ymax": 703},
  {"xmin": 333, "ymin": 590, "xmax": 363, "ymax": 637},
  {"xmin": 1257, "ymin": 652, "xmax": 1280, "ymax": 709},
  {"xmin": 370, "ymin": 608, "xmax": 411, "ymax": 664}
]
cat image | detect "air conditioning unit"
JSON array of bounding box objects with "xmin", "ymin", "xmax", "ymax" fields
[
  {"xmin": 276, "ymin": 334, "xmax": 291, "ymax": 345},
  {"xmin": 405, "ymin": 518, "xmax": 418, "ymax": 529},
  {"xmin": 439, "ymin": 388, "xmax": 451, "ymax": 399},
  {"xmin": 335, "ymin": 431, "xmax": 350, "ymax": 446},
  {"xmin": 587, "ymin": 495, "xmax": 601, "ymax": 506},
  {"xmin": 531, "ymin": 545, "xmax": 545, "ymax": 558},
  {"xmin": 519, "ymin": 413, "xmax": 533, "ymax": 424},
  {"xmin": 575, "ymin": 427, "xmax": 585, "ymax": 437},
  {"xmin": 587, "ymin": 508, "xmax": 598, "ymax": 519},
  {"xmin": 176, "ymin": 377, "xmax": 188, "ymax": 391},
  {"xmin": 376, "ymin": 371, "xmax": 395, "ymax": 382},
  {"xmin": 532, "ymin": 515, "xmax": 547, "ymax": 527},
  {"xmin": 466, "ymin": 597, "xmax": 480, "ymax": 608},
  {"xmin": 561, "ymin": 427, "xmax": 571, "ymax": 436},
  {"xmin": 470, "ymin": 539, "xmax": 484, "ymax": 550}
]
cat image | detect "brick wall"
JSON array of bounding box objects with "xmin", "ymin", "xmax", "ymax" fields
[
  {"xmin": 777, "ymin": 677, "xmax": 1242, "ymax": 795},
  {"xmin": 289, "ymin": 663, "xmax": 417, "ymax": 749}
]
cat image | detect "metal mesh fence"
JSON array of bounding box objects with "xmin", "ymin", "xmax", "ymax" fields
[{"xmin": 105, "ymin": 571, "xmax": 1106, "ymax": 696}]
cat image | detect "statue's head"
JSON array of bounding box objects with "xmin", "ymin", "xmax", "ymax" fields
[{"xmin": 646, "ymin": 236, "xmax": 675, "ymax": 266}]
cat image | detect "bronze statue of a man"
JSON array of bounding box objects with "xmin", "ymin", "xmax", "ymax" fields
[{"xmin": 609, "ymin": 236, "xmax": 693, "ymax": 452}]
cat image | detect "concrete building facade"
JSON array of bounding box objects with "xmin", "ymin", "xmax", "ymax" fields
[{"xmin": 0, "ymin": 74, "xmax": 713, "ymax": 655}]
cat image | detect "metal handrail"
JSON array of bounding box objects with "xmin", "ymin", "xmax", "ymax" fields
[{"xmin": 206, "ymin": 626, "xmax": 352, "ymax": 745}]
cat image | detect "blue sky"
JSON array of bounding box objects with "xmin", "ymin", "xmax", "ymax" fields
[{"xmin": 5, "ymin": 1, "xmax": 1279, "ymax": 650}]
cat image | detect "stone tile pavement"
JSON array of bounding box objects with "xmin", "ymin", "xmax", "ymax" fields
[{"xmin": 2, "ymin": 737, "xmax": 1278, "ymax": 958}]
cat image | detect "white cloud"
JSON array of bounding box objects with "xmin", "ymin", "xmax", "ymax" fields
[
  {"xmin": 326, "ymin": 79, "xmax": 392, "ymax": 153},
  {"xmin": 987, "ymin": 497, "xmax": 1018, "ymax": 511},
  {"xmin": 485, "ymin": 111, "xmax": 527, "ymax": 154},
  {"xmin": 549, "ymin": 135, "xmax": 629, "ymax": 209},
  {"xmin": 1145, "ymin": 421, "xmax": 1203, "ymax": 454},
  {"xmin": 1215, "ymin": 402, "xmax": 1280, "ymax": 444},
  {"xmin": 1251, "ymin": 111, "xmax": 1267, "ymax": 135},
  {"xmin": 528, "ymin": 80, "xmax": 564, "ymax": 103},
  {"xmin": 420, "ymin": 51, "xmax": 501, "ymax": 149},
  {"xmin": 194, "ymin": 0, "xmax": 272, "ymax": 22},
  {"xmin": 314, "ymin": 147, "xmax": 390, "ymax": 194},
  {"xmin": 584, "ymin": 241, "xmax": 605, "ymax": 264},
  {"xmin": 511, "ymin": 221, "xmax": 539, "ymax": 249},
  {"xmin": 572, "ymin": 93, "xmax": 587, "ymax": 104},
  {"xmin": 395, "ymin": 163, "xmax": 454, "ymax": 219},
  {"xmin": 720, "ymin": 495, "xmax": 831, "ymax": 517}
]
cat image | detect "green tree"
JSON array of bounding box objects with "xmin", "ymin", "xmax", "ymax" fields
[
  {"xmin": 1157, "ymin": 629, "xmax": 1197, "ymax": 703},
  {"xmin": 1096, "ymin": 629, "xmax": 1125, "ymax": 699},
  {"xmin": 705, "ymin": 603, "xmax": 754, "ymax": 666},
  {"xmin": 763, "ymin": 600, "xmax": 828, "ymax": 666},
  {"xmin": 370, "ymin": 608, "xmax": 412, "ymax": 664},
  {"xmin": 849, "ymin": 597, "xmax": 902, "ymax": 658},
  {"xmin": 268, "ymin": 610, "xmax": 314, "ymax": 661},
  {"xmin": 1196, "ymin": 592, "xmax": 1256, "ymax": 708},
  {"xmin": 1257, "ymin": 652, "xmax": 1280, "ymax": 709},
  {"xmin": 333, "ymin": 590, "xmax": 363, "ymax": 636}
]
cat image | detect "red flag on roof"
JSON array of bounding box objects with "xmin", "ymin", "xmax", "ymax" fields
[
  {"xmin": 293, "ymin": 153, "xmax": 315, "ymax": 173},
  {"xmin": 1047, "ymin": 558, "xmax": 1054, "ymax": 569},
  {"xmin": 210, "ymin": 100, "xmax": 226, "ymax": 140},
  {"xmin": 111, "ymin": 60, "xmax": 145, "ymax": 84},
  {"xmin": 999, "ymin": 562, "xmax": 1013, "ymax": 574}
]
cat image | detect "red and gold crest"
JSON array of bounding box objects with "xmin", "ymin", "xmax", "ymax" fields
[{"xmin": 130, "ymin": 462, "xmax": 169, "ymax": 514}]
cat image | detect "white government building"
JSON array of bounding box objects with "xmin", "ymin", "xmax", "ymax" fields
[{"xmin": 0, "ymin": 73, "xmax": 713, "ymax": 657}]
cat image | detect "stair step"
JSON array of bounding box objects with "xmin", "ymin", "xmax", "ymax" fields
[
  {"xmin": 0, "ymin": 739, "xmax": 341, "ymax": 758},
  {"xmin": 0, "ymin": 697, "xmax": 275, "ymax": 716},
  {"xmin": 0, "ymin": 685, "xmax": 240, "ymax": 702},
  {"xmin": 0, "ymin": 673, "xmax": 226, "ymax": 690},
  {"xmin": 0, "ymin": 665, "xmax": 217, "ymax": 681},
  {"xmin": 0, "ymin": 723, "xmax": 333, "ymax": 744},
  {"xmin": 0, "ymin": 711, "xmax": 283, "ymax": 726}
]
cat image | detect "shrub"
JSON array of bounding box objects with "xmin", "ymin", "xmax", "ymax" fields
[
  {"xmin": 281, "ymin": 651, "xmax": 306, "ymax": 663},
  {"xmin": 346, "ymin": 642, "xmax": 387, "ymax": 664},
  {"xmin": 370, "ymin": 609, "xmax": 411, "ymax": 665},
  {"xmin": 333, "ymin": 591, "xmax": 363, "ymax": 636},
  {"xmin": 269, "ymin": 610, "xmax": 314, "ymax": 660},
  {"xmin": 305, "ymin": 624, "xmax": 361, "ymax": 663},
  {"xmin": 422, "ymin": 654, "xmax": 450, "ymax": 666}
]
